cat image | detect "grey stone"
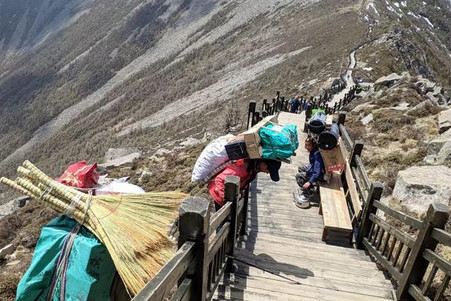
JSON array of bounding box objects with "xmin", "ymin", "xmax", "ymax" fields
[
  {"xmin": 415, "ymin": 76, "xmax": 437, "ymax": 94},
  {"xmin": 392, "ymin": 102, "xmax": 410, "ymax": 111},
  {"xmin": 407, "ymin": 100, "xmax": 434, "ymax": 116},
  {"xmin": 104, "ymin": 148, "xmax": 140, "ymax": 162},
  {"xmin": 438, "ymin": 94, "xmax": 447, "ymax": 106},
  {"xmin": 352, "ymin": 103, "xmax": 376, "ymax": 113},
  {"xmin": 13, "ymin": 196, "xmax": 30, "ymax": 208},
  {"xmin": 438, "ymin": 109, "xmax": 451, "ymax": 133},
  {"xmin": 374, "ymin": 73, "xmax": 402, "ymax": 90},
  {"xmin": 423, "ymin": 155, "xmax": 438, "ymax": 165},
  {"xmin": 426, "ymin": 92, "xmax": 439, "ymax": 104},
  {"xmin": 428, "ymin": 129, "xmax": 451, "ymax": 155},
  {"xmin": 99, "ymin": 152, "xmax": 141, "ymax": 168},
  {"xmin": 0, "ymin": 244, "xmax": 14, "ymax": 259},
  {"xmin": 138, "ymin": 170, "xmax": 153, "ymax": 183},
  {"xmin": 435, "ymin": 141, "xmax": 451, "ymax": 164},
  {"xmin": 393, "ymin": 165, "xmax": 451, "ymax": 214},
  {"xmin": 361, "ymin": 113, "xmax": 374, "ymax": 125}
]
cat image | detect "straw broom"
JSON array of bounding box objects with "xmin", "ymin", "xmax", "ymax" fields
[{"xmin": 1, "ymin": 161, "xmax": 188, "ymax": 296}]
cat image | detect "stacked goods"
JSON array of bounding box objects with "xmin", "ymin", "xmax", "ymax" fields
[
  {"xmin": 317, "ymin": 123, "xmax": 340, "ymax": 150},
  {"xmin": 259, "ymin": 124, "xmax": 299, "ymax": 160},
  {"xmin": 308, "ymin": 112, "xmax": 327, "ymax": 134},
  {"xmin": 192, "ymin": 116, "xmax": 299, "ymax": 183},
  {"xmin": 308, "ymin": 112, "xmax": 340, "ymax": 150},
  {"xmin": 0, "ymin": 161, "xmax": 187, "ymax": 297},
  {"xmin": 238, "ymin": 116, "xmax": 298, "ymax": 160}
]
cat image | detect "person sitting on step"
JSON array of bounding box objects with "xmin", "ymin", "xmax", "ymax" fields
[{"xmin": 295, "ymin": 136, "xmax": 325, "ymax": 193}]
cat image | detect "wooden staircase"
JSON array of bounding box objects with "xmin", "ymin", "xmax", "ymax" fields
[{"xmin": 213, "ymin": 112, "xmax": 395, "ymax": 300}]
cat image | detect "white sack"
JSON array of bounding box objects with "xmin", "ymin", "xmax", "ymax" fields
[
  {"xmin": 191, "ymin": 135, "xmax": 234, "ymax": 182},
  {"xmin": 96, "ymin": 180, "xmax": 145, "ymax": 195}
]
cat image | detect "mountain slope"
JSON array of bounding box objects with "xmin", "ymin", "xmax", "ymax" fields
[{"xmin": 0, "ymin": 0, "xmax": 367, "ymax": 199}]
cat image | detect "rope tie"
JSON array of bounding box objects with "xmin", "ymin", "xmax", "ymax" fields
[{"xmin": 47, "ymin": 190, "xmax": 93, "ymax": 300}]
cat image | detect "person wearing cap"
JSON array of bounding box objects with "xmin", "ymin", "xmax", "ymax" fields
[{"xmin": 208, "ymin": 159, "xmax": 281, "ymax": 210}]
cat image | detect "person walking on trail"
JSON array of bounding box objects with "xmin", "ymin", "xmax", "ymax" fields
[
  {"xmin": 304, "ymin": 98, "xmax": 313, "ymax": 119},
  {"xmin": 295, "ymin": 136, "xmax": 324, "ymax": 191},
  {"xmin": 289, "ymin": 95, "xmax": 301, "ymax": 113},
  {"xmin": 208, "ymin": 159, "xmax": 281, "ymax": 211}
]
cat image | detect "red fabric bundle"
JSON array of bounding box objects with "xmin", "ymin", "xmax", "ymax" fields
[{"xmin": 57, "ymin": 161, "xmax": 99, "ymax": 188}]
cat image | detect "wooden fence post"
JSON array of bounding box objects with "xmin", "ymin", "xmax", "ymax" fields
[
  {"xmin": 240, "ymin": 187, "xmax": 249, "ymax": 236},
  {"xmin": 356, "ymin": 182, "xmax": 384, "ymax": 249},
  {"xmin": 178, "ymin": 197, "xmax": 210, "ymax": 301},
  {"xmin": 338, "ymin": 112, "xmax": 346, "ymax": 125},
  {"xmin": 247, "ymin": 101, "xmax": 256, "ymax": 129},
  {"xmin": 224, "ymin": 176, "xmax": 240, "ymax": 272},
  {"xmin": 350, "ymin": 140, "xmax": 364, "ymax": 167},
  {"xmin": 396, "ymin": 203, "xmax": 450, "ymax": 300}
]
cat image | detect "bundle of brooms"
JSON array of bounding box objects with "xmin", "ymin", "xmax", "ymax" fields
[{"xmin": 0, "ymin": 160, "xmax": 188, "ymax": 297}]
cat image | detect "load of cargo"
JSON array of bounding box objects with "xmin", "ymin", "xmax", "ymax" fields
[
  {"xmin": 306, "ymin": 112, "xmax": 345, "ymax": 173},
  {"xmin": 192, "ymin": 116, "xmax": 299, "ymax": 183},
  {"xmin": 1, "ymin": 160, "xmax": 187, "ymax": 299}
]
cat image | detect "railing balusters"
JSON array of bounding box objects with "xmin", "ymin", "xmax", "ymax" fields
[
  {"xmin": 392, "ymin": 241, "xmax": 403, "ymax": 268},
  {"xmin": 422, "ymin": 265, "xmax": 438, "ymax": 295},
  {"xmin": 433, "ymin": 274, "xmax": 449, "ymax": 301},
  {"xmin": 375, "ymin": 228, "xmax": 385, "ymax": 250},
  {"xmin": 224, "ymin": 176, "xmax": 240, "ymax": 273},
  {"xmin": 397, "ymin": 204, "xmax": 450, "ymax": 300},
  {"xmin": 380, "ymin": 232, "xmax": 390, "ymax": 256},
  {"xmin": 387, "ymin": 237, "xmax": 397, "ymax": 262},
  {"xmin": 399, "ymin": 247, "xmax": 411, "ymax": 273}
]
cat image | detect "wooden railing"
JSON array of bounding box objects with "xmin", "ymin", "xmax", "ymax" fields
[
  {"xmin": 337, "ymin": 115, "xmax": 451, "ymax": 301},
  {"xmin": 134, "ymin": 90, "xmax": 450, "ymax": 301},
  {"xmin": 133, "ymin": 177, "xmax": 248, "ymax": 301}
]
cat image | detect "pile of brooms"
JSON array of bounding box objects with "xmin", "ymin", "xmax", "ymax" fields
[{"xmin": 0, "ymin": 160, "xmax": 187, "ymax": 297}]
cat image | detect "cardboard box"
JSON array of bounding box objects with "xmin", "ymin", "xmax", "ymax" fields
[
  {"xmin": 319, "ymin": 144, "xmax": 346, "ymax": 173},
  {"xmin": 241, "ymin": 115, "xmax": 277, "ymax": 159},
  {"xmin": 247, "ymin": 144, "xmax": 262, "ymax": 159}
]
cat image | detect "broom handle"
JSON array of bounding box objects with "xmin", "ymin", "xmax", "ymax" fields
[
  {"xmin": 0, "ymin": 177, "xmax": 80, "ymax": 219},
  {"xmin": 18, "ymin": 164, "xmax": 114, "ymax": 248},
  {"xmin": 21, "ymin": 162, "xmax": 85, "ymax": 203},
  {"xmin": 13, "ymin": 177, "xmax": 101, "ymax": 237}
]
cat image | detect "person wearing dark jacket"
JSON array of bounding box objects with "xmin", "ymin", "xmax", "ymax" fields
[
  {"xmin": 296, "ymin": 136, "xmax": 324, "ymax": 189},
  {"xmin": 289, "ymin": 95, "xmax": 300, "ymax": 113}
]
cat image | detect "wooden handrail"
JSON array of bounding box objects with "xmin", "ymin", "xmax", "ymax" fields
[
  {"xmin": 373, "ymin": 200, "xmax": 423, "ymax": 230},
  {"xmin": 369, "ymin": 213, "xmax": 415, "ymax": 248},
  {"xmin": 171, "ymin": 278, "xmax": 192, "ymax": 301},
  {"xmin": 208, "ymin": 222, "xmax": 230, "ymax": 258},
  {"xmin": 423, "ymin": 249, "xmax": 451, "ymax": 276},
  {"xmin": 209, "ymin": 202, "xmax": 232, "ymax": 236},
  {"xmin": 354, "ymin": 155, "xmax": 371, "ymax": 191},
  {"xmin": 132, "ymin": 241, "xmax": 195, "ymax": 301},
  {"xmin": 431, "ymin": 228, "xmax": 451, "ymax": 247}
]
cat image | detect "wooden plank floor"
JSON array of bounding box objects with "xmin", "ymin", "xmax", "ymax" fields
[{"xmin": 214, "ymin": 112, "xmax": 395, "ymax": 301}]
